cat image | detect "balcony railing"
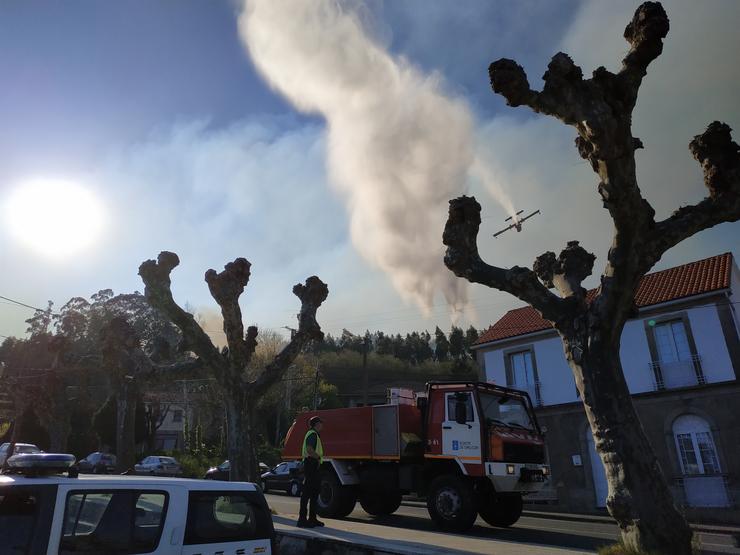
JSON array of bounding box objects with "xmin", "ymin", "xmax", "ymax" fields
[
  {"xmin": 512, "ymin": 382, "xmax": 543, "ymax": 407},
  {"xmin": 649, "ymin": 354, "xmax": 704, "ymax": 390},
  {"xmin": 674, "ymin": 474, "xmax": 730, "ymax": 508}
]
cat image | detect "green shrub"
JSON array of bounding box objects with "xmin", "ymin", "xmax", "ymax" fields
[
  {"xmin": 597, "ymin": 538, "xmax": 701, "ymax": 555},
  {"xmin": 152, "ymin": 449, "xmax": 222, "ymax": 478},
  {"xmin": 597, "ymin": 543, "xmax": 660, "ymax": 555}
]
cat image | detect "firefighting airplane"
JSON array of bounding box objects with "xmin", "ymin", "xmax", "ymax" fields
[{"xmin": 493, "ymin": 209, "xmax": 541, "ymax": 238}]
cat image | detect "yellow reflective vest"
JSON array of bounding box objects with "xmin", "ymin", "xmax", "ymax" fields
[{"xmin": 301, "ymin": 429, "xmax": 324, "ymax": 464}]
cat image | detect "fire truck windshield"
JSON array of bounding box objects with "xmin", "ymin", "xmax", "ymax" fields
[{"xmin": 479, "ymin": 393, "xmax": 535, "ymax": 431}]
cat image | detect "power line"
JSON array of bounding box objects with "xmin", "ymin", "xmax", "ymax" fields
[{"xmin": 0, "ymin": 295, "xmax": 54, "ymax": 314}]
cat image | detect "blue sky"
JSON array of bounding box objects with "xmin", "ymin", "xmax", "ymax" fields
[{"xmin": 0, "ymin": 0, "xmax": 738, "ymax": 343}]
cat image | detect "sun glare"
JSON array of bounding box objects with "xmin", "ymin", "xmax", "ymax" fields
[{"xmin": 3, "ymin": 178, "xmax": 106, "ymax": 260}]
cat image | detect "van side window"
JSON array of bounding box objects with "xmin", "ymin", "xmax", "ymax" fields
[
  {"xmin": 60, "ymin": 490, "xmax": 168, "ymax": 554},
  {"xmin": 185, "ymin": 492, "xmax": 272, "ymax": 545}
]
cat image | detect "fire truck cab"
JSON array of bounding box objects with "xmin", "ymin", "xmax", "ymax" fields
[{"xmin": 283, "ymin": 381, "xmax": 548, "ymax": 532}]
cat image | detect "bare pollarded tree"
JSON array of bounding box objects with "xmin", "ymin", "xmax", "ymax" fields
[
  {"xmin": 138, "ymin": 252, "xmax": 328, "ymax": 482},
  {"xmin": 443, "ymin": 3, "xmax": 739, "ymax": 554}
]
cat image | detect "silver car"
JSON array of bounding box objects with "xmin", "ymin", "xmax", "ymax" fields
[
  {"xmin": 0, "ymin": 442, "xmax": 42, "ymax": 465},
  {"xmin": 134, "ymin": 455, "xmax": 183, "ymax": 476}
]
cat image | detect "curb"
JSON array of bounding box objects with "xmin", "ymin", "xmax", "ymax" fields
[
  {"xmin": 275, "ymin": 530, "xmax": 413, "ymax": 555},
  {"xmin": 398, "ymin": 501, "xmax": 740, "ymax": 537}
]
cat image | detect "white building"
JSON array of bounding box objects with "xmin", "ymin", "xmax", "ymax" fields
[{"xmin": 473, "ymin": 253, "xmax": 740, "ymax": 522}]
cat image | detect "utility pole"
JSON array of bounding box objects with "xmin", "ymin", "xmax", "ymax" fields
[
  {"xmin": 313, "ymin": 358, "xmax": 320, "ymax": 410},
  {"xmin": 362, "ymin": 334, "xmax": 370, "ymax": 406},
  {"xmin": 275, "ymin": 364, "xmax": 297, "ymax": 445}
]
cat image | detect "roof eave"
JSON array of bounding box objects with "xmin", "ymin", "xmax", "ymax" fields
[{"xmin": 473, "ymin": 286, "xmax": 731, "ymax": 351}]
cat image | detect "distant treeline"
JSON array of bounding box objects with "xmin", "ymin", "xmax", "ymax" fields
[{"xmin": 318, "ymin": 326, "xmax": 480, "ymax": 365}]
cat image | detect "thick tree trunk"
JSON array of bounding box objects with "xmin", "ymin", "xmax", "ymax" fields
[
  {"xmin": 225, "ymin": 391, "xmax": 258, "ymax": 483},
  {"xmin": 116, "ymin": 383, "xmax": 138, "ymax": 472},
  {"xmin": 564, "ymin": 324, "xmax": 693, "ymax": 554},
  {"xmin": 47, "ymin": 418, "xmax": 70, "ymax": 453}
]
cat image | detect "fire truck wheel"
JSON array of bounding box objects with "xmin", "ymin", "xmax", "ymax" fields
[
  {"xmin": 426, "ymin": 475, "xmax": 477, "ymax": 532},
  {"xmin": 478, "ymin": 493, "xmax": 523, "ymax": 528},
  {"xmin": 359, "ymin": 489, "xmax": 402, "ymax": 516},
  {"xmin": 317, "ymin": 470, "xmax": 357, "ymax": 518}
]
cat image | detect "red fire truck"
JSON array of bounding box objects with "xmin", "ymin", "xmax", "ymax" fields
[{"xmin": 283, "ymin": 381, "xmax": 549, "ymax": 532}]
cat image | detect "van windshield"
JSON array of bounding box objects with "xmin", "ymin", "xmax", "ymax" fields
[{"xmin": 479, "ymin": 393, "xmax": 535, "ymax": 431}]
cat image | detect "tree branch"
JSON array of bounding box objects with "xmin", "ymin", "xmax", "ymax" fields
[
  {"xmin": 139, "ymin": 252, "xmax": 224, "ymax": 372},
  {"xmin": 488, "ymin": 3, "xmax": 673, "ymax": 323},
  {"xmin": 205, "ymin": 258, "xmax": 252, "ymax": 369},
  {"xmin": 443, "ymin": 196, "xmax": 567, "ymax": 322},
  {"xmin": 145, "ymin": 358, "xmax": 205, "ymax": 381},
  {"xmin": 251, "ymin": 276, "xmax": 328, "ymax": 396},
  {"xmin": 649, "ymin": 122, "xmax": 740, "ymax": 257},
  {"xmin": 620, "ymin": 1, "xmax": 670, "ymax": 105},
  {"xmin": 533, "ymin": 241, "xmax": 596, "ymax": 300},
  {"xmin": 488, "ymin": 3, "xmax": 668, "ymax": 195},
  {"xmin": 101, "ymin": 316, "xmax": 206, "ymax": 385}
]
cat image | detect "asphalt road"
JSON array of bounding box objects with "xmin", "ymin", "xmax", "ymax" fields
[{"xmin": 265, "ymin": 492, "xmax": 740, "ymax": 554}]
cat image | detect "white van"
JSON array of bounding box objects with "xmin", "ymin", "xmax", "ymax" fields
[{"xmin": 0, "ymin": 455, "xmax": 274, "ymax": 555}]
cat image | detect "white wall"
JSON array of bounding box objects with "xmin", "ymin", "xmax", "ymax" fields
[
  {"xmin": 619, "ymin": 319, "xmax": 654, "ymax": 394},
  {"xmin": 730, "ymin": 263, "xmax": 740, "ymax": 333},
  {"xmin": 533, "ymin": 337, "xmax": 577, "ymax": 405},
  {"xmin": 484, "ymin": 349, "xmax": 506, "ymax": 385},
  {"xmin": 483, "ymin": 335, "xmax": 578, "ymax": 405},
  {"xmin": 157, "ymin": 404, "xmax": 187, "ymax": 433},
  {"xmin": 686, "ymin": 305, "xmax": 735, "ymax": 384},
  {"xmin": 480, "ymin": 296, "xmax": 736, "ymax": 406}
]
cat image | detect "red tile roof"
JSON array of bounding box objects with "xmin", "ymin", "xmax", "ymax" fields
[{"xmin": 474, "ymin": 253, "xmax": 734, "ymax": 346}]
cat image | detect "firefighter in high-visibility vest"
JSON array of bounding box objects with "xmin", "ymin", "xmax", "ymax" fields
[{"xmin": 297, "ymin": 416, "xmax": 324, "ymax": 528}]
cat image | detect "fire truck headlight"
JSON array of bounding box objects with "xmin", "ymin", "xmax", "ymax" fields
[{"xmin": 506, "ymin": 464, "xmax": 515, "ymax": 475}]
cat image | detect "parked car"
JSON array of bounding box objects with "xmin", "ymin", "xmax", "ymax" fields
[
  {"xmin": 134, "ymin": 455, "xmax": 182, "ymax": 476},
  {"xmin": 261, "ymin": 461, "xmax": 303, "ymax": 496},
  {"xmin": 0, "ymin": 452, "xmax": 275, "ymax": 554},
  {"xmin": 77, "ymin": 452, "xmax": 117, "ymax": 474},
  {"xmin": 204, "ymin": 460, "xmax": 269, "ymax": 481},
  {"xmin": 0, "ymin": 442, "xmax": 42, "ymax": 465}
]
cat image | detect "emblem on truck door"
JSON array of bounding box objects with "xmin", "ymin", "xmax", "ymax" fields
[{"xmin": 452, "ymin": 440, "xmax": 459, "ymax": 451}]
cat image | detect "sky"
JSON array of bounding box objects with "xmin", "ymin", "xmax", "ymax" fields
[{"xmin": 0, "ymin": 0, "xmax": 738, "ymax": 345}]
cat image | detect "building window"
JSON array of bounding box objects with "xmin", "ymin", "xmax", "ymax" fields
[
  {"xmin": 647, "ymin": 317, "xmax": 704, "ymax": 390},
  {"xmin": 172, "ymin": 410, "xmax": 183, "ymax": 423},
  {"xmin": 672, "ymin": 414, "xmax": 729, "ymax": 507},
  {"xmin": 505, "ymin": 349, "xmax": 542, "ymax": 406}
]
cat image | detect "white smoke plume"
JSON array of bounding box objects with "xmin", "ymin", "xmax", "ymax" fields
[{"xmin": 239, "ymin": 0, "xmax": 513, "ymax": 313}]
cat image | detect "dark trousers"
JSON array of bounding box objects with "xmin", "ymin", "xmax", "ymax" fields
[{"xmin": 299, "ymin": 457, "xmax": 320, "ymax": 521}]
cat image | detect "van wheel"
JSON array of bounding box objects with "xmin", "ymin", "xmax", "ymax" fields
[
  {"xmin": 478, "ymin": 493, "xmax": 523, "ymax": 528},
  {"xmin": 289, "ymin": 481, "xmax": 301, "ymax": 497},
  {"xmin": 317, "ymin": 470, "xmax": 357, "ymax": 518},
  {"xmin": 360, "ymin": 489, "xmax": 402, "ymax": 516},
  {"xmin": 426, "ymin": 475, "xmax": 477, "ymax": 532}
]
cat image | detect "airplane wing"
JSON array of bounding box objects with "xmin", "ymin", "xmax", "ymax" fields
[
  {"xmin": 519, "ymin": 209, "xmax": 541, "ymax": 223},
  {"xmin": 505, "ymin": 210, "xmax": 524, "ymax": 223},
  {"xmin": 493, "ymin": 223, "xmax": 517, "ymax": 238}
]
